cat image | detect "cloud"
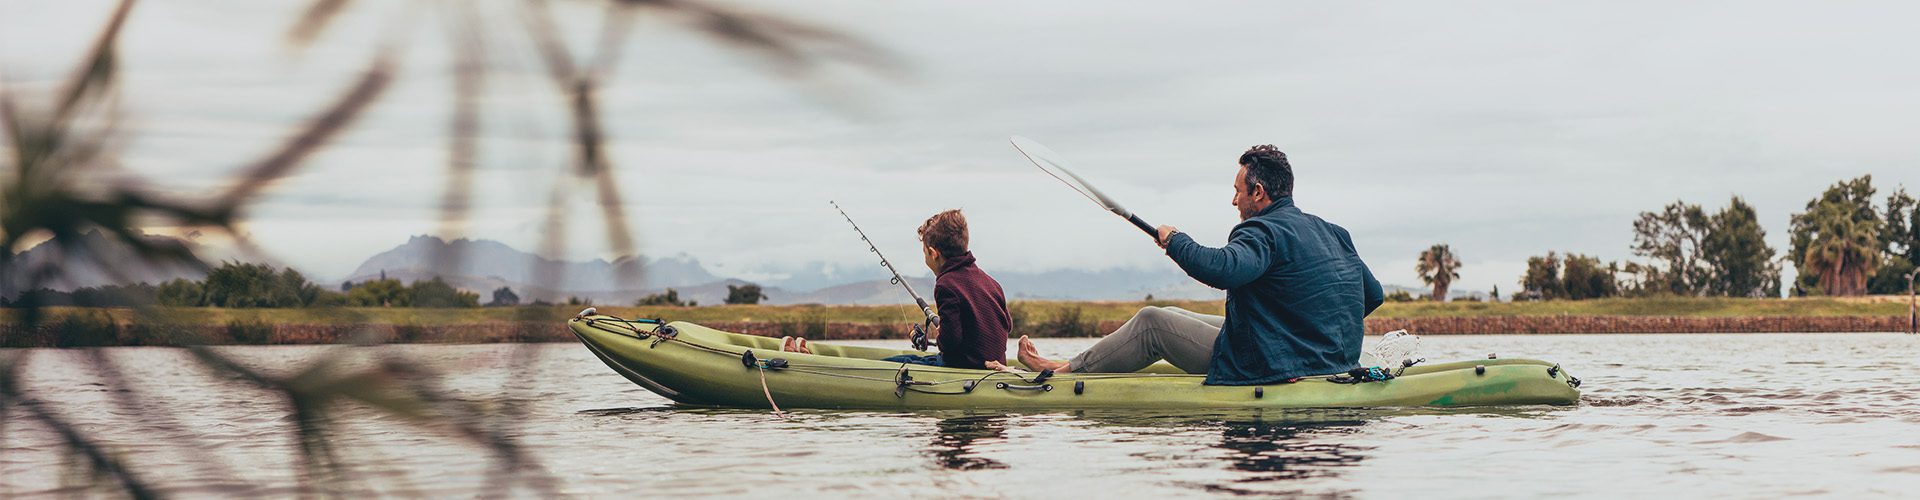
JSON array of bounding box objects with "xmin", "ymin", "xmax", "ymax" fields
[{"xmin": 7, "ymin": 0, "xmax": 1918, "ymax": 289}]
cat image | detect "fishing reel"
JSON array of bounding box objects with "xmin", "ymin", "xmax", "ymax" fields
[
  {"xmin": 905, "ymin": 299, "xmax": 940, "ymax": 351},
  {"xmin": 910, "ymin": 323, "xmax": 930, "ymax": 352}
]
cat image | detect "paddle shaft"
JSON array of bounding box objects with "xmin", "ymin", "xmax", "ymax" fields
[{"xmin": 1125, "ymin": 213, "xmax": 1156, "ymax": 238}]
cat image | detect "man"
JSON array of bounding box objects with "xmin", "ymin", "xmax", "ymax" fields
[
  {"xmin": 1017, "ymin": 145, "xmax": 1385, "ymax": 385},
  {"xmin": 786, "ymin": 209, "xmax": 1012, "ymax": 370}
]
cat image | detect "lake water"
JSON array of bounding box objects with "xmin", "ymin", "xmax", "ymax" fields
[{"xmin": 3, "ymin": 333, "xmax": 1918, "ymax": 498}]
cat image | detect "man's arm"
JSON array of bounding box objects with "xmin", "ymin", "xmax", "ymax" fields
[
  {"xmin": 1361, "ymin": 260, "xmax": 1384, "ymax": 315},
  {"xmin": 1334, "ymin": 225, "xmax": 1385, "ymax": 315},
  {"xmin": 1164, "ymin": 224, "xmax": 1276, "ymax": 290}
]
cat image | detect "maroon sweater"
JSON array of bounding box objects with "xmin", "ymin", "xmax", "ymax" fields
[{"xmin": 932, "ymin": 252, "xmax": 1010, "ymax": 369}]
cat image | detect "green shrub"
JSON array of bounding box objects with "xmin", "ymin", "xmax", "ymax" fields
[
  {"xmin": 121, "ymin": 308, "xmax": 211, "ymax": 346},
  {"xmin": 1007, "ymin": 302, "xmax": 1032, "ymax": 333},
  {"xmin": 1035, "ymin": 305, "xmax": 1098, "ymax": 337},
  {"xmin": 775, "ymin": 310, "xmax": 829, "ymax": 338},
  {"xmin": 392, "ymin": 323, "xmax": 427, "ymax": 343},
  {"xmin": 53, "ymin": 313, "xmax": 122, "ymax": 347},
  {"xmin": 225, "ymin": 319, "xmax": 275, "ymax": 345}
]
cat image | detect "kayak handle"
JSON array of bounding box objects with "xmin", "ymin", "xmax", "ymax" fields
[{"xmin": 995, "ymin": 382, "xmax": 1053, "ymax": 392}]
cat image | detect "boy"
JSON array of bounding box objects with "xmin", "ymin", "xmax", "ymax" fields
[{"xmin": 785, "ymin": 209, "xmax": 1011, "ymax": 370}]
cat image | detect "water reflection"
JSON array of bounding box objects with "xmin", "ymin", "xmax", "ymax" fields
[
  {"xmin": 1054, "ymin": 410, "xmax": 1373, "ymax": 494},
  {"xmin": 1215, "ymin": 419, "xmax": 1369, "ymax": 481},
  {"xmin": 928, "ymin": 415, "xmax": 1010, "ymax": 470}
]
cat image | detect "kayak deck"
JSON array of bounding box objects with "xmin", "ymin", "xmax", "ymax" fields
[{"xmin": 568, "ymin": 314, "xmax": 1582, "ymax": 410}]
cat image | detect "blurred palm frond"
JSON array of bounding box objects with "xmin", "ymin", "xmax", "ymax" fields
[{"xmin": 4, "ymin": 0, "xmax": 904, "ymax": 496}]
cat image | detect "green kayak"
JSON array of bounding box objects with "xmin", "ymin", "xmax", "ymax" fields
[{"xmin": 569, "ymin": 314, "xmax": 1582, "ymax": 410}]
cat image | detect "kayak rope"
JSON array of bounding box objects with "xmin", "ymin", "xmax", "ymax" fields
[
  {"xmin": 579, "ymin": 317, "xmax": 1336, "ymax": 388},
  {"xmin": 755, "ymin": 364, "xmax": 788, "ymax": 418},
  {"xmin": 1326, "ymin": 366, "xmax": 1395, "ymax": 384},
  {"xmin": 589, "ymin": 317, "xmax": 1208, "ymax": 382}
]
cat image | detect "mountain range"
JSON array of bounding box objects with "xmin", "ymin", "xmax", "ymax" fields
[
  {"xmin": 8, "ymin": 233, "xmax": 1487, "ymax": 304},
  {"xmin": 344, "ymin": 235, "xmax": 1224, "ymax": 305},
  {"xmin": 1, "ymin": 230, "xmax": 208, "ymax": 298}
]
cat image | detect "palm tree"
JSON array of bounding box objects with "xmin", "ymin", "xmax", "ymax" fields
[
  {"xmin": 1803, "ymin": 204, "xmax": 1881, "ymax": 296},
  {"xmin": 1416, "ymin": 244, "xmax": 1463, "ymax": 302}
]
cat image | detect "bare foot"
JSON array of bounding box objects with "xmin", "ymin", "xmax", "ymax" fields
[
  {"xmin": 1016, "ymin": 335, "xmax": 1069, "ymax": 372},
  {"xmin": 796, "ymin": 338, "xmax": 813, "ymax": 355}
]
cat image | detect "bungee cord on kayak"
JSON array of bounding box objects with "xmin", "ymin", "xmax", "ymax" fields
[{"xmin": 582, "ymin": 315, "xmax": 1072, "ymax": 390}]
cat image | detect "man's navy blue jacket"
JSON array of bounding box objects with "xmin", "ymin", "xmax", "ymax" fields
[{"xmin": 1163, "ymin": 197, "xmax": 1385, "ymax": 385}]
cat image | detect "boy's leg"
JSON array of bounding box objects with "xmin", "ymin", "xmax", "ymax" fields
[
  {"xmin": 1065, "ymin": 307, "xmax": 1219, "ymax": 374},
  {"xmin": 881, "ymin": 353, "xmax": 944, "ymax": 366}
]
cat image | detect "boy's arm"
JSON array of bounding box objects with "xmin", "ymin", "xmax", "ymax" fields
[{"xmin": 931, "ymin": 282, "xmax": 964, "ymax": 342}]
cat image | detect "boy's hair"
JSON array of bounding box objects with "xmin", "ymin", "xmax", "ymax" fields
[{"xmin": 917, "ymin": 209, "xmax": 969, "ymax": 259}]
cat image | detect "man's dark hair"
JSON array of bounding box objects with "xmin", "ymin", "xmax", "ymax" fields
[
  {"xmin": 917, "ymin": 209, "xmax": 969, "ymax": 259},
  {"xmin": 1237, "ymin": 144, "xmax": 1293, "ymax": 198}
]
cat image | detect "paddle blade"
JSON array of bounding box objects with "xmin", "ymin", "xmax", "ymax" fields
[{"xmin": 1010, "ymin": 135, "xmax": 1131, "ymax": 218}]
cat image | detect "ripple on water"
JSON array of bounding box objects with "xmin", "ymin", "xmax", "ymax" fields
[
  {"xmin": 1720, "ymin": 406, "xmax": 1783, "ymax": 414},
  {"xmin": 1584, "ymin": 395, "xmax": 1664, "ymax": 407},
  {"xmin": 7, "ymin": 335, "xmax": 1920, "ymax": 498},
  {"xmin": 1696, "ymin": 431, "xmax": 1792, "ymax": 444}
]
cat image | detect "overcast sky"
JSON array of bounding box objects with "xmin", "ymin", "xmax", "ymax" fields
[{"xmin": 5, "ymin": 0, "xmax": 1918, "ymax": 291}]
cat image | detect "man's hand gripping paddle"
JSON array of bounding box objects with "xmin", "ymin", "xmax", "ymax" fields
[{"xmin": 1009, "ymin": 135, "xmax": 1160, "ymax": 239}]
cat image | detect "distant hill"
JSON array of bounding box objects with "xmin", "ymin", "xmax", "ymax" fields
[
  {"xmin": 342, "ymin": 236, "xmax": 1229, "ymax": 305},
  {"xmin": 2, "ymin": 230, "xmax": 208, "ymax": 299},
  {"xmin": 344, "ymin": 235, "xmax": 716, "ymax": 298},
  {"xmin": 9, "ymin": 232, "xmax": 1479, "ymax": 305}
]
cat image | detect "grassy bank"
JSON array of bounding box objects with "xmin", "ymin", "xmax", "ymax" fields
[
  {"xmin": 7, "ymin": 296, "xmax": 1911, "ymax": 326},
  {"xmin": 3, "ymin": 297, "xmax": 1912, "ymax": 347},
  {"xmin": 1371, "ymin": 296, "xmax": 1911, "ymax": 318}
]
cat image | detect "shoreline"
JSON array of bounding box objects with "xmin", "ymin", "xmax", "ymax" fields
[{"xmin": 2, "ymin": 315, "xmax": 1911, "ymax": 347}]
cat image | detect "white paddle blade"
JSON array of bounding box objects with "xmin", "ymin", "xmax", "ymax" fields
[{"xmin": 1010, "ymin": 135, "xmax": 1131, "ymax": 218}]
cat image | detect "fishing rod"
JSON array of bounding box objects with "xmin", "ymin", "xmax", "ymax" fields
[{"xmin": 831, "ymin": 201, "xmax": 939, "ymax": 351}]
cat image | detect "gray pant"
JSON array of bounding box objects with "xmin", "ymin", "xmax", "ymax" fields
[{"xmin": 1067, "ymin": 306, "xmax": 1222, "ymax": 374}]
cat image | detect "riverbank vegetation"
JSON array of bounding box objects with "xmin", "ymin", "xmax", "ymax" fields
[
  {"xmin": 1414, "ymin": 176, "xmax": 1918, "ymax": 303},
  {"xmin": 5, "ymin": 296, "xmax": 1910, "ymax": 348},
  {"xmin": 8, "ymin": 296, "xmax": 1907, "ymax": 328}
]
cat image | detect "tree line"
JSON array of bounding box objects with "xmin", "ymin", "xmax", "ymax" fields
[
  {"xmin": 1, "ymin": 262, "xmax": 486, "ymax": 308},
  {"xmin": 5, "ymin": 264, "xmax": 783, "ymax": 310},
  {"xmin": 1411, "ymin": 175, "xmax": 1919, "ymax": 301}
]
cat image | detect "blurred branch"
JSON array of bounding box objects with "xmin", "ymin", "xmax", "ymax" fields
[
  {"xmin": 214, "ymin": 56, "xmax": 396, "ymax": 213},
  {"xmin": 620, "ymin": 0, "xmax": 905, "ymax": 77},
  {"xmin": 187, "ymin": 346, "xmax": 558, "ymax": 495},
  {"xmin": 287, "ymin": 0, "xmax": 354, "ymax": 48},
  {"xmin": 0, "ymin": 356, "xmax": 158, "ymax": 499},
  {"xmin": 431, "ymin": 4, "xmax": 489, "ymax": 278},
  {"xmin": 51, "ymin": 0, "xmax": 135, "ymax": 131},
  {"xmin": 2, "ymin": 0, "xmax": 908, "ymax": 495}
]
